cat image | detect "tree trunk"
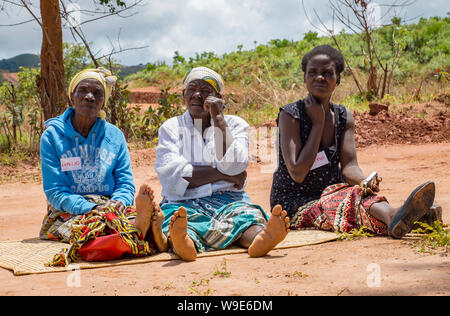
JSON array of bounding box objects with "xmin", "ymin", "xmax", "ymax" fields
[
  {"xmin": 379, "ymin": 66, "xmax": 388, "ymax": 99},
  {"xmin": 39, "ymin": 0, "xmax": 67, "ymax": 120},
  {"xmin": 366, "ymin": 65, "xmax": 378, "ymax": 98}
]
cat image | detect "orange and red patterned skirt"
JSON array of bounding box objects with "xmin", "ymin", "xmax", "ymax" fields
[
  {"xmin": 289, "ymin": 183, "xmax": 388, "ymax": 235},
  {"xmin": 40, "ymin": 195, "xmax": 156, "ymax": 266}
]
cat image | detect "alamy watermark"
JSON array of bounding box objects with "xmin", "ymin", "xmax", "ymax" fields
[
  {"xmin": 178, "ymin": 119, "xmax": 279, "ymax": 174},
  {"xmin": 66, "ymin": 264, "xmax": 82, "ymax": 288},
  {"xmin": 64, "ymin": 2, "xmax": 82, "ymax": 28},
  {"xmin": 366, "ymin": 263, "xmax": 381, "ymax": 288}
]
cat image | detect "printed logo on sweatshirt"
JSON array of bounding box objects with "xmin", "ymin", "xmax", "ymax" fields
[{"xmin": 61, "ymin": 145, "xmax": 116, "ymax": 194}]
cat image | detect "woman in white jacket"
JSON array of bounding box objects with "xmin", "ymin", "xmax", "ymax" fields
[{"xmin": 153, "ymin": 67, "xmax": 290, "ymax": 261}]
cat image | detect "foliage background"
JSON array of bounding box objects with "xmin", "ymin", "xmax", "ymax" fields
[{"xmin": 0, "ymin": 16, "xmax": 448, "ymax": 164}]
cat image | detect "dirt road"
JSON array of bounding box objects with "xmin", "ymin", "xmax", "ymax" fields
[{"xmin": 0, "ymin": 143, "xmax": 449, "ymax": 296}]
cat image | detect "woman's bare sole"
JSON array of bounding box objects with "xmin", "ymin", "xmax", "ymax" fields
[
  {"xmin": 169, "ymin": 207, "xmax": 197, "ymax": 261},
  {"xmin": 152, "ymin": 206, "xmax": 168, "ymax": 252},
  {"xmin": 248, "ymin": 205, "xmax": 290, "ymax": 257},
  {"xmin": 134, "ymin": 183, "xmax": 168, "ymax": 251}
]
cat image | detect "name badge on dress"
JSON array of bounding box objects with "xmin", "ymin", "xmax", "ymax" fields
[
  {"xmin": 310, "ymin": 151, "xmax": 329, "ymax": 170},
  {"xmin": 61, "ymin": 157, "xmax": 82, "ymax": 172}
]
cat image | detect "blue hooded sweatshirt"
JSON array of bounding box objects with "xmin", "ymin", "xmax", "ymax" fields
[{"xmin": 40, "ymin": 107, "xmax": 135, "ymax": 215}]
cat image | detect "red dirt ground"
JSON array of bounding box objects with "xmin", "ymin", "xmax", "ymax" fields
[
  {"xmin": 1, "ymin": 72, "xmax": 19, "ymax": 85},
  {"xmin": 0, "ymin": 143, "xmax": 449, "ymax": 296}
]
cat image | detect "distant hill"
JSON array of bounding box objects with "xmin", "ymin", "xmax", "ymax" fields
[
  {"xmin": 0, "ymin": 52, "xmax": 144, "ymax": 79},
  {"xmin": 116, "ymin": 64, "xmax": 147, "ymax": 79},
  {"xmin": 0, "ymin": 54, "xmax": 40, "ymax": 72}
]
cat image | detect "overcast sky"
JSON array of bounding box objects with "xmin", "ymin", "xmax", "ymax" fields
[{"xmin": 0, "ymin": 0, "xmax": 448, "ymax": 65}]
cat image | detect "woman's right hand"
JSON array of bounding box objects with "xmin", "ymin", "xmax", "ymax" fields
[{"xmin": 304, "ymin": 93, "xmax": 325, "ymax": 124}]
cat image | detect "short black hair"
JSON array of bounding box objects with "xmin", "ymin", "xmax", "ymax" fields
[{"xmin": 301, "ymin": 45, "xmax": 345, "ymax": 76}]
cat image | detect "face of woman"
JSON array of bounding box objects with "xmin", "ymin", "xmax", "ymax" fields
[
  {"xmin": 184, "ymin": 79, "xmax": 220, "ymax": 119},
  {"xmin": 304, "ymin": 54, "xmax": 338, "ymax": 101},
  {"xmin": 71, "ymin": 79, "xmax": 105, "ymax": 121}
]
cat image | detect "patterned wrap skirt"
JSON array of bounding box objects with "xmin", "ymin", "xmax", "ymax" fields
[
  {"xmin": 40, "ymin": 195, "xmax": 156, "ymax": 266},
  {"xmin": 160, "ymin": 191, "xmax": 269, "ymax": 253},
  {"xmin": 289, "ymin": 183, "xmax": 388, "ymax": 235}
]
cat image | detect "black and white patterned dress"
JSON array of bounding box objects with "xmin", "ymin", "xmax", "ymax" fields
[{"xmin": 269, "ymin": 98, "xmax": 348, "ymax": 218}]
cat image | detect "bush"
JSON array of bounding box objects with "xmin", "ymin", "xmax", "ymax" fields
[{"xmin": 0, "ymin": 67, "xmax": 42, "ymax": 154}]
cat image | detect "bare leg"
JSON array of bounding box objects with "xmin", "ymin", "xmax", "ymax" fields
[
  {"xmin": 235, "ymin": 225, "xmax": 264, "ymax": 248},
  {"xmin": 134, "ymin": 184, "xmax": 155, "ymax": 238},
  {"xmin": 247, "ymin": 205, "xmax": 290, "ymax": 257},
  {"xmin": 152, "ymin": 206, "xmax": 169, "ymax": 252},
  {"xmin": 169, "ymin": 207, "xmax": 197, "ymax": 261},
  {"xmin": 368, "ymin": 201, "xmax": 398, "ymax": 226}
]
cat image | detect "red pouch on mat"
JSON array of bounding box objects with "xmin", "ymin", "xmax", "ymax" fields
[{"xmin": 78, "ymin": 234, "xmax": 132, "ymax": 262}]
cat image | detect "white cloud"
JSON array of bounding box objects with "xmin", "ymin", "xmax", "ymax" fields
[{"xmin": 0, "ymin": 0, "xmax": 448, "ymax": 65}]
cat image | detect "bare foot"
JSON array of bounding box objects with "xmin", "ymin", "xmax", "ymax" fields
[
  {"xmin": 169, "ymin": 207, "xmax": 197, "ymax": 261},
  {"xmin": 248, "ymin": 205, "xmax": 290, "ymax": 257},
  {"xmin": 134, "ymin": 183, "xmax": 155, "ymax": 238},
  {"xmin": 151, "ymin": 205, "xmax": 169, "ymax": 252}
]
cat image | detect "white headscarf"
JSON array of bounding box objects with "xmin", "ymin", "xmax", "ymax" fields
[{"xmin": 182, "ymin": 66, "xmax": 224, "ymax": 94}]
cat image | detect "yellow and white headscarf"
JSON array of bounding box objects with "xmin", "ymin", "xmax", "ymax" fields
[
  {"xmin": 182, "ymin": 66, "xmax": 224, "ymax": 94},
  {"xmin": 68, "ymin": 67, "xmax": 117, "ymax": 106}
]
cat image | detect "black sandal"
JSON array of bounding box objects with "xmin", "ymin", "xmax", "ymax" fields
[{"xmin": 388, "ymin": 181, "xmax": 435, "ymax": 239}]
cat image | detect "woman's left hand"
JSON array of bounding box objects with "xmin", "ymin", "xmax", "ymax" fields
[
  {"xmin": 96, "ymin": 200, "xmax": 126, "ymax": 213},
  {"xmin": 359, "ymin": 175, "xmax": 382, "ymax": 196}
]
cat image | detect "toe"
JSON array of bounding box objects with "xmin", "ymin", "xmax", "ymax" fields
[
  {"xmin": 178, "ymin": 207, "xmax": 187, "ymax": 217},
  {"xmin": 138, "ymin": 184, "xmax": 147, "ymax": 195},
  {"xmin": 271, "ymin": 205, "xmax": 282, "ymax": 216}
]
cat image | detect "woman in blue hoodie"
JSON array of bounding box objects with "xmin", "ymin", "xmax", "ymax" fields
[{"xmin": 39, "ymin": 68, "xmax": 168, "ymax": 264}]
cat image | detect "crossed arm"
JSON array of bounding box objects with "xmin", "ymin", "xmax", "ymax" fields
[
  {"xmin": 155, "ymin": 114, "xmax": 249, "ymax": 199},
  {"xmin": 185, "ymin": 166, "xmax": 246, "ymax": 190},
  {"xmin": 186, "ymin": 98, "xmax": 247, "ymax": 189}
]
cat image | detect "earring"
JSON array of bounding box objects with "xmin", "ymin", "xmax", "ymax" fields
[{"xmin": 98, "ymin": 110, "xmax": 106, "ymax": 120}]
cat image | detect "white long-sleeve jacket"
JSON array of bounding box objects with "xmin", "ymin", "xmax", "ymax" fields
[{"xmin": 155, "ymin": 111, "xmax": 249, "ymax": 202}]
